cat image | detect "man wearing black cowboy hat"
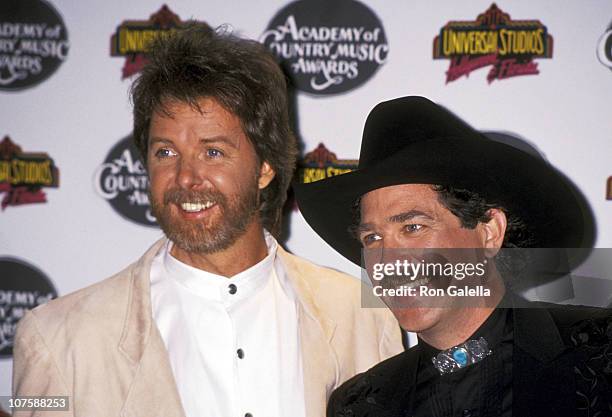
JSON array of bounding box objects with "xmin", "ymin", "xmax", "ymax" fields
[{"xmin": 295, "ymin": 96, "xmax": 612, "ymax": 417}]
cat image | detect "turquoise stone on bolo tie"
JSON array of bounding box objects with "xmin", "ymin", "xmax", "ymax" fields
[
  {"xmin": 431, "ymin": 337, "xmax": 492, "ymax": 375},
  {"xmin": 452, "ymin": 347, "xmax": 469, "ymax": 367}
]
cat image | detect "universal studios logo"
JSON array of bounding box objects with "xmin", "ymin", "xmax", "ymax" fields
[
  {"xmin": 94, "ymin": 135, "xmax": 156, "ymax": 227},
  {"xmin": 260, "ymin": 0, "xmax": 389, "ymax": 95}
]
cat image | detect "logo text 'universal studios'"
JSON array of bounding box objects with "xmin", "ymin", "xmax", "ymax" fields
[
  {"xmin": 433, "ymin": 3, "xmax": 553, "ymax": 84},
  {"xmin": 0, "ymin": 136, "xmax": 59, "ymax": 209},
  {"xmin": 110, "ymin": 5, "xmax": 208, "ymax": 79},
  {"xmin": 260, "ymin": 0, "xmax": 389, "ymax": 95}
]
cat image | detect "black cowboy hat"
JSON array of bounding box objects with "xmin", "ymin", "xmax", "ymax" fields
[{"xmin": 293, "ymin": 96, "xmax": 595, "ymax": 267}]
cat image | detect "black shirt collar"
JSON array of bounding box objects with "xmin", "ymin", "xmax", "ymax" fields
[{"xmin": 417, "ymin": 292, "xmax": 512, "ymax": 366}]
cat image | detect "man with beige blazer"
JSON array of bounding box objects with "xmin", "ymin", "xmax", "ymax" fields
[{"xmin": 12, "ymin": 26, "xmax": 402, "ymax": 417}]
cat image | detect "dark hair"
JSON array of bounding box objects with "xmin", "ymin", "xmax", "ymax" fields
[
  {"xmin": 350, "ymin": 185, "xmax": 534, "ymax": 248},
  {"xmin": 131, "ymin": 24, "xmax": 298, "ymax": 236},
  {"xmin": 432, "ymin": 185, "xmax": 534, "ymax": 248}
]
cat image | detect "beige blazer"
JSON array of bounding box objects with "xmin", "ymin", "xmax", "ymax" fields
[{"xmin": 12, "ymin": 239, "xmax": 403, "ymax": 417}]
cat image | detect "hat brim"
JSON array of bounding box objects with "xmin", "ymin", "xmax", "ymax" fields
[{"xmin": 294, "ymin": 137, "xmax": 595, "ymax": 267}]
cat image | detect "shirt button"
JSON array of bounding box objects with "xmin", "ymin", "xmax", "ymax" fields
[
  {"xmin": 228, "ymin": 284, "xmax": 237, "ymax": 294},
  {"xmin": 237, "ymin": 348, "xmax": 244, "ymax": 359}
]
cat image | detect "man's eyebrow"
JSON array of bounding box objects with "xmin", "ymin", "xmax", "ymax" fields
[
  {"xmin": 355, "ymin": 210, "xmax": 433, "ymax": 234},
  {"xmin": 148, "ymin": 136, "xmax": 239, "ymax": 149},
  {"xmin": 388, "ymin": 210, "xmax": 433, "ymax": 223},
  {"xmin": 200, "ymin": 136, "xmax": 238, "ymax": 149},
  {"xmin": 355, "ymin": 222, "xmax": 374, "ymax": 233},
  {"xmin": 149, "ymin": 137, "xmax": 172, "ymax": 146}
]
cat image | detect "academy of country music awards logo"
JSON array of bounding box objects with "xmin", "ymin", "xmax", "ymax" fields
[
  {"xmin": 0, "ymin": 0, "xmax": 69, "ymax": 91},
  {"xmin": 110, "ymin": 5, "xmax": 208, "ymax": 79},
  {"xmin": 433, "ymin": 3, "xmax": 553, "ymax": 84},
  {"xmin": 94, "ymin": 135, "xmax": 156, "ymax": 227},
  {"xmin": 0, "ymin": 257, "xmax": 57, "ymax": 358},
  {"xmin": 0, "ymin": 136, "xmax": 59, "ymax": 209},
  {"xmin": 260, "ymin": 0, "xmax": 389, "ymax": 95},
  {"xmin": 597, "ymin": 21, "xmax": 612, "ymax": 71}
]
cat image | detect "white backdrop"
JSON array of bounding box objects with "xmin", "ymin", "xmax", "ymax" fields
[{"xmin": 1, "ymin": 0, "xmax": 611, "ymax": 396}]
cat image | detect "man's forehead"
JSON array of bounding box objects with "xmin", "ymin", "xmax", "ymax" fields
[
  {"xmin": 361, "ymin": 184, "xmax": 440, "ymax": 208},
  {"xmin": 152, "ymin": 96, "xmax": 229, "ymax": 119},
  {"xmin": 148, "ymin": 97, "xmax": 248, "ymax": 146},
  {"xmin": 357, "ymin": 183, "xmax": 442, "ymax": 223}
]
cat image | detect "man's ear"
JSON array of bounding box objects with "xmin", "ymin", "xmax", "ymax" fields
[
  {"xmin": 258, "ymin": 161, "xmax": 276, "ymax": 189},
  {"xmin": 482, "ymin": 208, "xmax": 507, "ymax": 256}
]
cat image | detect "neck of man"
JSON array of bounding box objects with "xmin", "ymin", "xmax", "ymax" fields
[
  {"xmin": 169, "ymin": 220, "xmax": 270, "ymax": 277},
  {"xmin": 418, "ymin": 273, "xmax": 506, "ymax": 350}
]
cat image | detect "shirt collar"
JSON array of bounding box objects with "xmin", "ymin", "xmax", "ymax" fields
[
  {"xmin": 162, "ymin": 231, "xmax": 278, "ymax": 306},
  {"xmin": 417, "ymin": 291, "xmax": 512, "ymax": 362}
]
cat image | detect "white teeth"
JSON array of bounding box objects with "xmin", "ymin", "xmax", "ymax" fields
[
  {"xmin": 180, "ymin": 201, "xmax": 214, "ymax": 212},
  {"xmin": 404, "ymin": 276, "xmax": 431, "ymax": 289}
]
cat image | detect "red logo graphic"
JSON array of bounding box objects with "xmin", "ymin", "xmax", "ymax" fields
[
  {"xmin": 0, "ymin": 136, "xmax": 59, "ymax": 210},
  {"xmin": 298, "ymin": 143, "xmax": 358, "ymax": 184},
  {"xmin": 110, "ymin": 5, "xmax": 209, "ymax": 79},
  {"xmin": 433, "ymin": 3, "xmax": 553, "ymax": 84},
  {"xmin": 290, "ymin": 143, "xmax": 358, "ymax": 211}
]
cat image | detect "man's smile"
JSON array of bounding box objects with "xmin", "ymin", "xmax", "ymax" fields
[{"xmin": 179, "ymin": 201, "xmax": 216, "ymax": 213}]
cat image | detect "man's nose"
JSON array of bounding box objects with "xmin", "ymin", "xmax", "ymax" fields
[
  {"xmin": 372, "ymin": 235, "xmax": 399, "ymax": 266},
  {"xmin": 382, "ymin": 234, "xmax": 403, "ymax": 250},
  {"xmin": 381, "ymin": 235, "xmax": 420, "ymax": 265},
  {"xmin": 176, "ymin": 158, "xmax": 206, "ymax": 189}
]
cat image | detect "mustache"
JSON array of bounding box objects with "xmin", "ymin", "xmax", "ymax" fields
[
  {"xmin": 163, "ymin": 188, "xmax": 227, "ymax": 206},
  {"xmin": 380, "ymin": 274, "xmax": 413, "ymax": 288}
]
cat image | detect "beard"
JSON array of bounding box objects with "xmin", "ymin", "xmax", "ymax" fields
[{"xmin": 150, "ymin": 180, "xmax": 260, "ymax": 254}]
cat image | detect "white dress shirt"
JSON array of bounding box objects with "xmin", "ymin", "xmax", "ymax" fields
[{"xmin": 150, "ymin": 234, "xmax": 306, "ymax": 417}]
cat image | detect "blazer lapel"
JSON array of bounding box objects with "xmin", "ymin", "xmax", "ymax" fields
[
  {"xmin": 277, "ymin": 248, "xmax": 339, "ymax": 417},
  {"xmin": 118, "ymin": 239, "xmax": 186, "ymax": 417},
  {"xmin": 388, "ymin": 348, "xmax": 420, "ymax": 417},
  {"xmin": 120, "ymin": 327, "xmax": 185, "ymax": 417},
  {"xmin": 513, "ymin": 305, "xmax": 575, "ymax": 417}
]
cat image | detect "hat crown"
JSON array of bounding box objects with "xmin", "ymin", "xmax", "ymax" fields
[{"xmin": 358, "ymin": 96, "xmax": 477, "ymax": 168}]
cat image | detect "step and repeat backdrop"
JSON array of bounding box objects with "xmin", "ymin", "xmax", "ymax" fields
[{"xmin": 1, "ymin": 0, "xmax": 611, "ymax": 395}]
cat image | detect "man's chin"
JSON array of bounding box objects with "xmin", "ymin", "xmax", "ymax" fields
[
  {"xmin": 390, "ymin": 306, "xmax": 444, "ymax": 333},
  {"xmin": 155, "ymin": 209, "xmax": 220, "ymax": 251},
  {"xmin": 166, "ymin": 227, "xmax": 237, "ymax": 255}
]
